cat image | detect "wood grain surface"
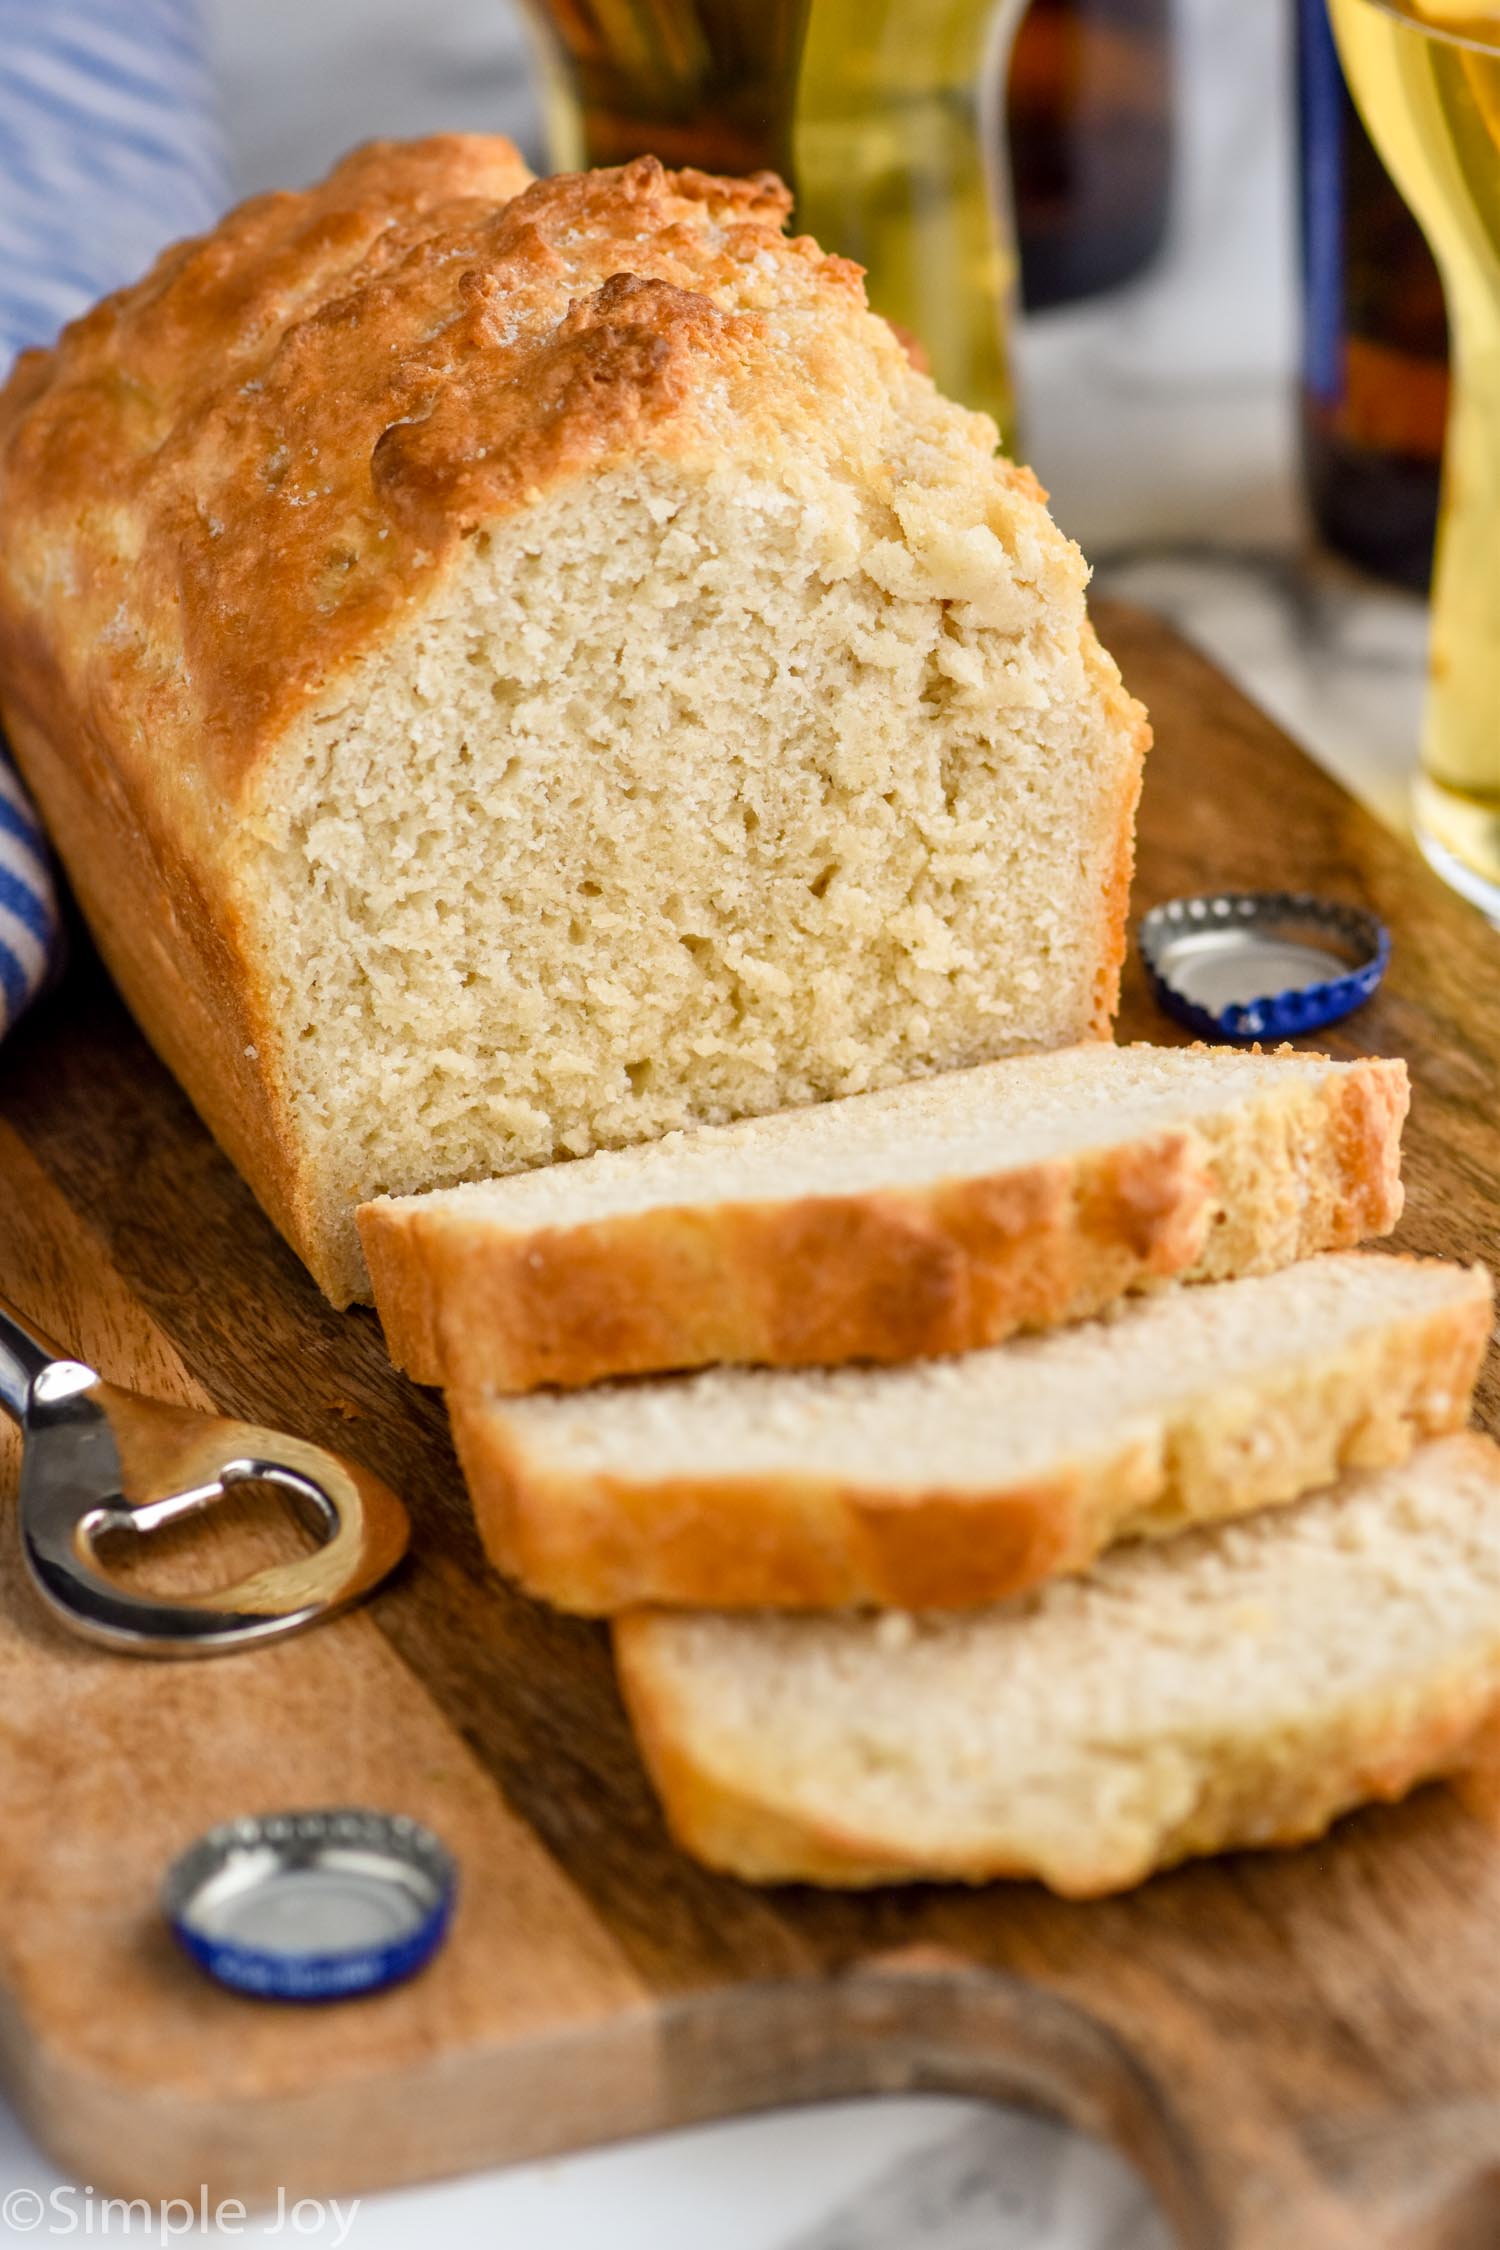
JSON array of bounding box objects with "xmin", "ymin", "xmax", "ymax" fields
[{"xmin": 0, "ymin": 600, "xmax": 1498, "ymax": 2250}]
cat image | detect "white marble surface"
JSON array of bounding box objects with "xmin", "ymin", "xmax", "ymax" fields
[{"xmin": 0, "ymin": 1, "xmax": 1433, "ymax": 2243}]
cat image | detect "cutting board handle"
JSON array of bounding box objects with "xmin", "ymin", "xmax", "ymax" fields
[{"xmin": 652, "ymin": 1951, "xmax": 1500, "ymax": 2250}]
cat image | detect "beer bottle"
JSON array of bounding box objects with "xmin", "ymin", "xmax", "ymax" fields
[
  {"xmin": 1007, "ymin": 0, "xmax": 1175, "ymax": 308},
  {"xmin": 1295, "ymin": 0, "xmax": 1449, "ymax": 590}
]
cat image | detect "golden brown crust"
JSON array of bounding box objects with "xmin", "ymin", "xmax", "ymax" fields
[
  {"xmin": 364, "ymin": 1129, "xmax": 1211, "ymax": 1391},
  {"xmin": 449, "ymin": 1260, "xmax": 1490, "ymax": 1614},
  {"xmin": 1326, "ymin": 1053, "xmax": 1409, "ymax": 1242},
  {"xmin": 1184, "ymin": 1052, "xmax": 1408, "ymax": 1281},
  {"xmin": 1081, "ymin": 622, "xmax": 1152, "ymax": 1038},
  {"xmin": 0, "ymin": 690, "xmax": 315, "ymax": 1263}
]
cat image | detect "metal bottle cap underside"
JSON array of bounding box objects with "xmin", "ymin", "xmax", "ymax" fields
[
  {"xmin": 163, "ymin": 1808, "xmax": 455, "ymax": 2000},
  {"xmin": 1139, "ymin": 892, "xmax": 1391, "ymax": 1042}
]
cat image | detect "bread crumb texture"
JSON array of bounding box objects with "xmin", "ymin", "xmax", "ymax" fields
[
  {"xmin": 616, "ymin": 1434, "xmax": 1500, "ymax": 1892},
  {"xmin": 0, "ymin": 137, "xmax": 1147, "ymax": 1301}
]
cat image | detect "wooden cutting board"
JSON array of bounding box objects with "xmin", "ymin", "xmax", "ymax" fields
[{"xmin": 1, "ymin": 601, "xmax": 1498, "ymax": 2250}]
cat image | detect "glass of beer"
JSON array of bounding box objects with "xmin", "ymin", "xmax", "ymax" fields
[
  {"xmin": 1328, "ymin": 0, "xmax": 1500, "ymax": 914},
  {"xmin": 517, "ymin": 0, "xmax": 812, "ymax": 179},
  {"xmin": 514, "ymin": 0, "xmax": 1024, "ymax": 447},
  {"xmin": 792, "ymin": 0, "xmax": 1021, "ymax": 445}
]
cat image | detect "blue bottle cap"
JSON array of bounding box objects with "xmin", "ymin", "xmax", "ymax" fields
[
  {"xmin": 1138, "ymin": 891, "xmax": 1390, "ymax": 1044},
  {"xmin": 163, "ymin": 1808, "xmax": 455, "ymax": 2001}
]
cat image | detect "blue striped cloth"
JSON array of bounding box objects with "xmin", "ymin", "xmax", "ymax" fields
[{"xmin": 0, "ymin": 0, "xmax": 229, "ymax": 1038}]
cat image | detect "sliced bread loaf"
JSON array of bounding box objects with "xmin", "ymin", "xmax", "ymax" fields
[
  {"xmin": 361, "ymin": 1043, "xmax": 1407, "ymax": 1391},
  {"xmin": 447, "ymin": 1252, "xmax": 1488, "ymax": 1612},
  {"xmin": 615, "ymin": 1432, "xmax": 1500, "ymax": 1894}
]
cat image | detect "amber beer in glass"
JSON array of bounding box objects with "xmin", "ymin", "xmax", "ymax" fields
[
  {"xmin": 515, "ymin": 0, "xmax": 1023, "ymax": 447},
  {"xmin": 1328, "ymin": 0, "xmax": 1500, "ymax": 912},
  {"xmin": 517, "ymin": 0, "xmax": 811, "ymax": 178}
]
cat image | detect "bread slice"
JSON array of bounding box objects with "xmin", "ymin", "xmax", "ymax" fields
[
  {"xmin": 446, "ymin": 1252, "xmax": 1488, "ymax": 1612},
  {"xmin": 615, "ymin": 1432, "xmax": 1500, "ymax": 1894},
  {"xmin": 361, "ymin": 1043, "xmax": 1407, "ymax": 1391}
]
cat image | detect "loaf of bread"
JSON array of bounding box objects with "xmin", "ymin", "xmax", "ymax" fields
[
  {"xmin": 616, "ymin": 1433, "xmax": 1500, "ymax": 1893},
  {"xmin": 0, "ymin": 136, "xmax": 1148, "ymax": 1305},
  {"xmin": 448, "ymin": 1251, "xmax": 1489, "ymax": 1612},
  {"xmin": 361, "ymin": 1042, "xmax": 1408, "ymax": 1390}
]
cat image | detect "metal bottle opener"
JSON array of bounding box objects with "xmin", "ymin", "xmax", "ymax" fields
[{"xmin": 0, "ymin": 1291, "xmax": 410, "ymax": 1656}]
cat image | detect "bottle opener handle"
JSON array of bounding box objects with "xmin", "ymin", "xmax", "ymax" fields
[{"xmin": 0, "ymin": 1291, "xmax": 409, "ymax": 1656}]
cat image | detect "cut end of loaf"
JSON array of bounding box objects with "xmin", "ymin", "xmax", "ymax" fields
[{"xmin": 256, "ymin": 459, "xmax": 1145, "ymax": 1302}]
